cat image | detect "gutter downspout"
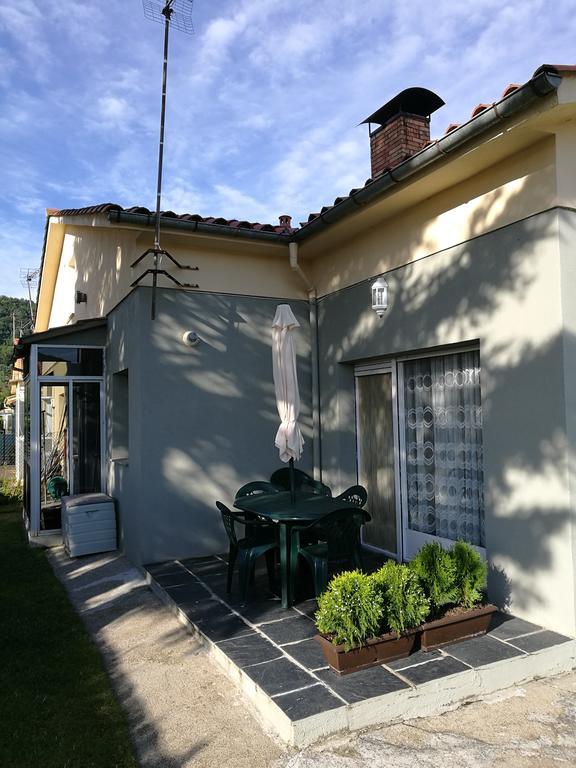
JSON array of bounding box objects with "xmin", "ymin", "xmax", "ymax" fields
[{"xmin": 289, "ymin": 242, "xmax": 322, "ymax": 482}]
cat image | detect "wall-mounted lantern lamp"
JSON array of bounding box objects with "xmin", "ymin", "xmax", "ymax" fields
[{"xmin": 371, "ymin": 277, "xmax": 389, "ymax": 317}]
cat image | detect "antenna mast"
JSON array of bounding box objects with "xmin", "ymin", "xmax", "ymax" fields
[
  {"xmin": 19, "ymin": 267, "xmax": 39, "ymax": 329},
  {"xmin": 133, "ymin": 0, "xmax": 198, "ymax": 319}
]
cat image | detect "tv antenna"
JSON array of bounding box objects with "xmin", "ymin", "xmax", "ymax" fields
[
  {"xmin": 132, "ymin": 0, "xmax": 199, "ymax": 319},
  {"xmin": 19, "ymin": 267, "xmax": 39, "ymax": 326}
]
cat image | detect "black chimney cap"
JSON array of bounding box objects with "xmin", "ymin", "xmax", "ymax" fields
[{"xmin": 361, "ymin": 87, "xmax": 445, "ymax": 126}]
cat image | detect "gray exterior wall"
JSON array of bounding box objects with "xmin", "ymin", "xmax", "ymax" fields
[
  {"xmin": 317, "ymin": 208, "xmax": 576, "ymax": 636},
  {"xmin": 106, "ymin": 287, "xmax": 312, "ymax": 565}
]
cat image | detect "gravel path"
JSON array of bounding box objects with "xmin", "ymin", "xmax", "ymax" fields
[{"xmin": 49, "ymin": 548, "xmax": 284, "ymax": 768}]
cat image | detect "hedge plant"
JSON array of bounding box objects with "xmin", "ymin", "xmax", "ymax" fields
[
  {"xmin": 315, "ymin": 570, "xmax": 383, "ymax": 650},
  {"xmin": 451, "ymin": 540, "xmax": 487, "ymax": 609},
  {"xmin": 408, "ymin": 541, "xmax": 457, "ymax": 617},
  {"xmin": 371, "ymin": 561, "xmax": 430, "ymax": 635}
]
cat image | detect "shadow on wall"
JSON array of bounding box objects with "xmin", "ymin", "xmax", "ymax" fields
[
  {"xmin": 69, "ymin": 227, "xmax": 142, "ymax": 320},
  {"xmin": 116, "ymin": 288, "xmax": 313, "ymax": 562},
  {"xmin": 316, "ymin": 178, "xmax": 574, "ymax": 618}
]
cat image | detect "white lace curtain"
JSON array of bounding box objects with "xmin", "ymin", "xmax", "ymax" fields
[{"xmin": 403, "ymin": 351, "xmax": 485, "ymax": 547}]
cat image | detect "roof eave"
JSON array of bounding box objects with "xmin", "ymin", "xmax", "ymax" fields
[
  {"xmin": 105, "ymin": 209, "xmax": 293, "ymax": 244},
  {"xmin": 292, "ymin": 66, "xmax": 563, "ymax": 243}
]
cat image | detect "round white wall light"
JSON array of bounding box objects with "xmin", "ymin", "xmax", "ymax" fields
[{"xmin": 182, "ymin": 330, "xmax": 201, "ymax": 347}]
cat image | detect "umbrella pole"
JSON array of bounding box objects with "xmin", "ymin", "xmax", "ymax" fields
[{"xmin": 289, "ymin": 457, "xmax": 295, "ymax": 503}]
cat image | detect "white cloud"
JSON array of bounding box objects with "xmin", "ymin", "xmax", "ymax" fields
[{"xmin": 94, "ymin": 96, "xmax": 133, "ymax": 129}]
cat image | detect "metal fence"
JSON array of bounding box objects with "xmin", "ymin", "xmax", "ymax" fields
[{"xmin": 0, "ymin": 432, "xmax": 16, "ymax": 466}]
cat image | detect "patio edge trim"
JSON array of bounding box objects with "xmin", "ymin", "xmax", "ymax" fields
[{"xmin": 144, "ymin": 568, "xmax": 576, "ymax": 748}]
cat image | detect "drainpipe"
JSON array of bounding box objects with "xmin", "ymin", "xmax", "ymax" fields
[{"xmin": 289, "ymin": 242, "xmax": 322, "ymax": 482}]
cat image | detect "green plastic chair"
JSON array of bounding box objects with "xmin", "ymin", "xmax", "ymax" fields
[
  {"xmin": 216, "ymin": 501, "xmax": 278, "ymax": 603},
  {"xmin": 289, "ymin": 508, "xmax": 371, "ymax": 598},
  {"xmin": 333, "ymin": 485, "xmax": 367, "ymax": 507},
  {"xmin": 46, "ymin": 475, "xmax": 68, "ymax": 500},
  {"xmin": 270, "ymin": 468, "xmax": 332, "ymax": 497},
  {"xmin": 235, "ymin": 481, "xmax": 280, "ymax": 499},
  {"xmin": 332, "ymin": 485, "xmax": 369, "ymax": 553},
  {"xmin": 234, "ymin": 483, "xmax": 280, "ymax": 542}
]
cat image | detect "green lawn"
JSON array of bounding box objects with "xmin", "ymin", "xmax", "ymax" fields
[{"xmin": 0, "ymin": 496, "xmax": 138, "ymax": 768}]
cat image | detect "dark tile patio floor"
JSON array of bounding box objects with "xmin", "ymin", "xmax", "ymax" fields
[{"xmin": 145, "ymin": 554, "xmax": 575, "ymax": 733}]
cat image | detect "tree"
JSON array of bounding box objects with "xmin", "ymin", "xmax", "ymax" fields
[{"xmin": 0, "ymin": 296, "xmax": 33, "ymax": 405}]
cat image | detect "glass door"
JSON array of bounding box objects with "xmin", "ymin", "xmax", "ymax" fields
[
  {"xmin": 40, "ymin": 384, "xmax": 69, "ymax": 530},
  {"xmin": 72, "ymin": 382, "xmax": 102, "ymax": 494},
  {"xmin": 399, "ymin": 350, "xmax": 485, "ymax": 558},
  {"xmin": 38, "ymin": 380, "xmax": 103, "ymax": 531},
  {"xmin": 355, "ymin": 368, "xmax": 400, "ymax": 558}
]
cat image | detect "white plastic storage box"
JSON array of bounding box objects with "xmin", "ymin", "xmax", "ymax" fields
[{"xmin": 61, "ymin": 493, "xmax": 117, "ymax": 557}]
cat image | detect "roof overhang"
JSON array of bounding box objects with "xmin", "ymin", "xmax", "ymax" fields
[{"xmin": 13, "ymin": 318, "xmax": 107, "ymax": 361}]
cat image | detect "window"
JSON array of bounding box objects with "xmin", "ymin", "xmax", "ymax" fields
[
  {"xmin": 111, "ymin": 370, "xmax": 129, "ymax": 461},
  {"xmin": 38, "ymin": 346, "xmax": 103, "ymax": 376}
]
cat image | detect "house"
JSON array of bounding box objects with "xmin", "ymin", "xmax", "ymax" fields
[{"xmin": 14, "ymin": 63, "xmax": 576, "ymax": 637}]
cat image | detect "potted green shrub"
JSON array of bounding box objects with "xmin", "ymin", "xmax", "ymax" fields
[
  {"xmin": 314, "ymin": 564, "xmax": 429, "ymax": 674},
  {"xmin": 414, "ymin": 540, "xmax": 496, "ymax": 651},
  {"xmin": 408, "ymin": 541, "xmax": 457, "ymax": 618},
  {"xmin": 314, "ymin": 570, "xmax": 384, "ymax": 674},
  {"xmin": 370, "ymin": 561, "xmax": 430, "ymax": 658}
]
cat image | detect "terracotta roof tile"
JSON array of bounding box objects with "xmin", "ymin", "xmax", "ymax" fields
[
  {"xmin": 51, "ymin": 203, "xmax": 297, "ymax": 235},
  {"xmin": 470, "ymin": 103, "xmax": 491, "ymax": 118}
]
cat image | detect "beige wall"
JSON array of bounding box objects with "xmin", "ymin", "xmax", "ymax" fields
[
  {"xmin": 48, "ymin": 233, "xmax": 78, "ymax": 327},
  {"xmin": 307, "ymin": 138, "xmax": 557, "ymax": 297},
  {"xmin": 44, "ymin": 222, "xmax": 307, "ymax": 330}
]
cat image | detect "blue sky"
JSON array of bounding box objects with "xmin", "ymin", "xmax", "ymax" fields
[{"xmin": 2, "ymin": 0, "xmax": 576, "ymax": 298}]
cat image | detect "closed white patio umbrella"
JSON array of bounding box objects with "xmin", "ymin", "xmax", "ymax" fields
[{"xmin": 272, "ymin": 304, "xmax": 304, "ymax": 500}]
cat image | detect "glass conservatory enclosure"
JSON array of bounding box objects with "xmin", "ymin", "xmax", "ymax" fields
[{"xmin": 27, "ymin": 344, "xmax": 105, "ymax": 535}]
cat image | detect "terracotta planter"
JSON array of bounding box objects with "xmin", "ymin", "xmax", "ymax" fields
[
  {"xmin": 420, "ymin": 603, "xmax": 497, "ymax": 651},
  {"xmin": 315, "ymin": 628, "xmax": 419, "ymax": 675}
]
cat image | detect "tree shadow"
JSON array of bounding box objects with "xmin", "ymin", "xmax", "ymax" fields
[{"xmin": 313, "ymin": 164, "xmax": 574, "ymax": 628}]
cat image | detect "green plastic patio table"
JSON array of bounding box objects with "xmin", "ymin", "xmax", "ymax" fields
[{"xmin": 234, "ymin": 491, "xmax": 359, "ymax": 608}]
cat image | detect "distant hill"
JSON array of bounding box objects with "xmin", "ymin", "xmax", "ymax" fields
[{"xmin": 0, "ymin": 296, "xmax": 34, "ymax": 405}]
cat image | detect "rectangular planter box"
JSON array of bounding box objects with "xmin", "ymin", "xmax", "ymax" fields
[
  {"xmin": 420, "ymin": 604, "xmax": 497, "ymax": 651},
  {"xmin": 315, "ymin": 628, "xmax": 419, "ymax": 675}
]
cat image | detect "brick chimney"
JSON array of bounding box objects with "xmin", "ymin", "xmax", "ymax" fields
[{"xmin": 362, "ymin": 87, "xmax": 445, "ymax": 178}]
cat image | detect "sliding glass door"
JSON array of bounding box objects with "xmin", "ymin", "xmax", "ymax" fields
[
  {"xmin": 355, "ymin": 348, "xmax": 485, "ymax": 560},
  {"xmin": 399, "ymin": 350, "xmax": 485, "ymax": 557},
  {"xmin": 355, "ymin": 366, "xmax": 400, "ymax": 558}
]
